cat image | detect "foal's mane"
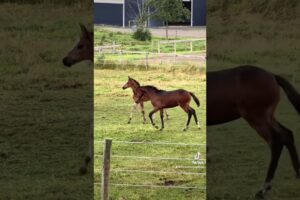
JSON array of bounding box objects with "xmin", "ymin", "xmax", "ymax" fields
[
  {"xmin": 130, "ymin": 78, "xmax": 141, "ymax": 87},
  {"xmin": 144, "ymin": 85, "xmax": 163, "ymax": 92}
]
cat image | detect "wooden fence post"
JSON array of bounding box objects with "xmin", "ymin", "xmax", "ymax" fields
[
  {"xmin": 145, "ymin": 52, "xmax": 149, "ymax": 70},
  {"xmin": 112, "ymin": 41, "xmax": 116, "ymax": 54},
  {"xmin": 102, "ymin": 139, "xmax": 112, "ymax": 200},
  {"xmin": 190, "ymin": 41, "xmax": 193, "ymax": 52},
  {"xmin": 174, "ymin": 42, "xmax": 177, "ymax": 55},
  {"xmin": 158, "ymin": 41, "xmax": 160, "ymax": 53}
]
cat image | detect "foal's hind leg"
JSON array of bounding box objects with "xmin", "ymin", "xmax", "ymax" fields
[
  {"xmin": 79, "ymin": 121, "xmax": 94, "ymax": 175},
  {"xmin": 140, "ymin": 102, "xmax": 147, "ymax": 123},
  {"xmin": 190, "ymin": 107, "xmax": 201, "ymax": 129},
  {"xmin": 245, "ymin": 118, "xmax": 284, "ymax": 198},
  {"xmin": 128, "ymin": 103, "xmax": 138, "ymax": 124},
  {"xmin": 277, "ymin": 122, "xmax": 300, "ymax": 177},
  {"xmin": 183, "ymin": 109, "xmax": 192, "ymax": 131},
  {"xmin": 149, "ymin": 108, "xmax": 160, "ymax": 129}
]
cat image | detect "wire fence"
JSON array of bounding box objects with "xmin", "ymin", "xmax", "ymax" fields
[
  {"xmin": 94, "ymin": 54, "xmax": 206, "ymax": 70},
  {"xmin": 95, "ymin": 139, "xmax": 206, "ymax": 199},
  {"xmin": 94, "ymin": 39, "xmax": 206, "ymax": 69}
]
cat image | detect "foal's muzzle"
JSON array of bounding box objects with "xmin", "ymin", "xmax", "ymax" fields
[{"xmin": 62, "ymin": 57, "xmax": 73, "ymax": 67}]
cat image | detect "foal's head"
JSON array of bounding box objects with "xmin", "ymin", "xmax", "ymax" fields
[
  {"xmin": 63, "ymin": 24, "xmax": 93, "ymax": 67},
  {"xmin": 122, "ymin": 76, "xmax": 140, "ymax": 90}
]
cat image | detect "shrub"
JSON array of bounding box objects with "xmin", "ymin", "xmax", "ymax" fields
[{"xmin": 132, "ymin": 28, "xmax": 152, "ymax": 41}]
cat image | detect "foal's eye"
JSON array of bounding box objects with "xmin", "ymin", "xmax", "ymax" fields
[{"xmin": 77, "ymin": 44, "xmax": 84, "ymax": 49}]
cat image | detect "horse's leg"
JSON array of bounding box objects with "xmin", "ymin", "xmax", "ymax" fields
[
  {"xmin": 79, "ymin": 120, "xmax": 93, "ymax": 175},
  {"xmin": 245, "ymin": 118, "xmax": 283, "ymax": 198},
  {"xmin": 256, "ymin": 138, "xmax": 283, "ymax": 198},
  {"xmin": 160, "ymin": 109, "xmax": 164, "ymax": 131},
  {"xmin": 190, "ymin": 107, "xmax": 201, "ymax": 129},
  {"xmin": 128, "ymin": 103, "xmax": 138, "ymax": 124},
  {"xmin": 149, "ymin": 108, "xmax": 160, "ymax": 129},
  {"xmin": 165, "ymin": 109, "xmax": 169, "ymax": 120},
  {"xmin": 140, "ymin": 102, "xmax": 147, "ymax": 124},
  {"xmin": 183, "ymin": 109, "xmax": 192, "ymax": 132},
  {"xmin": 277, "ymin": 122, "xmax": 300, "ymax": 177}
]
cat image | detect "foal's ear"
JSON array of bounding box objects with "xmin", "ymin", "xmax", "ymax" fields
[{"xmin": 79, "ymin": 24, "xmax": 89, "ymax": 38}]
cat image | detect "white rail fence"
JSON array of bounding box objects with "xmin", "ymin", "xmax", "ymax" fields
[
  {"xmin": 95, "ymin": 139, "xmax": 206, "ymax": 200},
  {"xmin": 94, "ymin": 39, "xmax": 206, "ymax": 69}
]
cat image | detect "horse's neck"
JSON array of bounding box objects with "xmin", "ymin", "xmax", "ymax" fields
[{"xmin": 131, "ymin": 85, "xmax": 140, "ymax": 93}]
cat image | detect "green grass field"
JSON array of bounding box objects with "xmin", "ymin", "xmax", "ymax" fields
[
  {"xmin": 94, "ymin": 27, "xmax": 206, "ymax": 53},
  {"xmin": 94, "ymin": 68, "xmax": 206, "ymax": 200},
  {"xmin": 0, "ymin": 3, "xmax": 93, "ymax": 199},
  {"xmin": 207, "ymin": 2, "xmax": 300, "ymax": 199}
]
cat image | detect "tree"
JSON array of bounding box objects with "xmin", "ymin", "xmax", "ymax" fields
[
  {"xmin": 127, "ymin": 0, "xmax": 152, "ymax": 29},
  {"xmin": 149, "ymin": 0, "xmax": 190, "ymax": 39},
  {"xmin": 128, "ymin": 0, "xmax": 153, "ymax": 41}
]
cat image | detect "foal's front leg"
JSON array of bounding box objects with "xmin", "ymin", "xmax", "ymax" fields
[
  {"xmin": 128, "ymin": 103, "xmax": 138, "ymax": 124},
  {"xmin": 165, "ymin": 109, "xmax": 169, "ymax": 120},
  {"xmin": 160, "ymin": 109, "xmax": 164, "ymax": 131},
  {"xmin": 140, "ymin": 102, "xmax": 147, "ymax": 123},
  {"xmin": 149, "ymin": 108, "xmax": 160, "ymax": 129}
]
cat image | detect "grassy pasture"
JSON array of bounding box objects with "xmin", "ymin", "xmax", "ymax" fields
[
  {"xmin": 0, "ymin": 3, "xmax": 93, "ymax": 199},
  {"xmin": 94, "ymin": 27, "xmax": 206, "ymax": 69},
  {"xmin": 94, "ymin": 28, "xmax": 206, "ymax": 53},
  {"xmin": 207, "ymin": 4, "xmax": 300, "ymax": 199},
  {"xmin": 94, "ymin": 68, "xmax": 206, "ymax": 200}
]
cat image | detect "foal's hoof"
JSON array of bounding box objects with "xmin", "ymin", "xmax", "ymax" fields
[
  {"xmin": 154, "ymin": 125, "xmax": 159, "ymax": 129},
  {"xmin": 159, "ymin": 128, "xmax": 164, "ymax": 131},
  {"xmin": 183, "ymin": 128, "xmax": 188, "ymax": 132},
  {"xmin": 127, "ymin": 121, "xmax": 131, "ymax": 124},
  {"xmin": 255, "ymin": 191, "xmax": 265, "ymax": 199},
  {"xmin": 255, "ymin": 185, "xmax": 271, "ymax": 199},
  {"xmin": 79, "ymin": 167, "xmax": 87, "ymax": 175}
]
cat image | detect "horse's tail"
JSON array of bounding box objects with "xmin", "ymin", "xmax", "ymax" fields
[
  {"xmin": 189, "ymin": 92, "xmax": 200, "ymax": 107},
  {"xmin": 275, "ymin": 75, "xmax": 300, "ymax": 114}
]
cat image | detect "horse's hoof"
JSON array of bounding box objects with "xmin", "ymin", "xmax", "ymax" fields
[
  {"xmin": 79, "ymin": 167, "xmax": 87, "ymax": 175},
  {"xmin": 159, "ymin": 128, "xmax": 164, "ymax": 131},
  {"xmin": 183, "ymin": 128, "xmax": 187, "ymax": 132},
  {"xmin": 154, "ymin": 126, "xmax": 159, "ymax": 129},
  {"xmin": 127, "ymin": 121, "xmax": 131, "ymax": 124},
  {"xmin": 255, "ymin": 191, "xmax": 265, "ymax": 199}
]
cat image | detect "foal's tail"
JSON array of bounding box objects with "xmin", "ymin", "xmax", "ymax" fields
[
  {"xmin": 189, "ymin": 92, "xmax": 200, "ymax": 107},
  {"xmin": 275, "ymin": 75, "xmax": 300, "ymax": 114}
]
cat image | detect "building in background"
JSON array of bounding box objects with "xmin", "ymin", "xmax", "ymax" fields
[{"xmin": 94, "ymin": 0, "xmax": 206, "ymax": 27}]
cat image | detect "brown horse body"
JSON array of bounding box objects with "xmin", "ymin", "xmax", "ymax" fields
[
  {"xmin": 208, "ymin": 65, "xmax": 300, "ymax": 197},
  {"xmin": 136, "ymin": 86, "xmax": 201, "ymax": 131},
  {"xmin": 122, "ymin": 77, "xmax": 169, "ymax": 123}
]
